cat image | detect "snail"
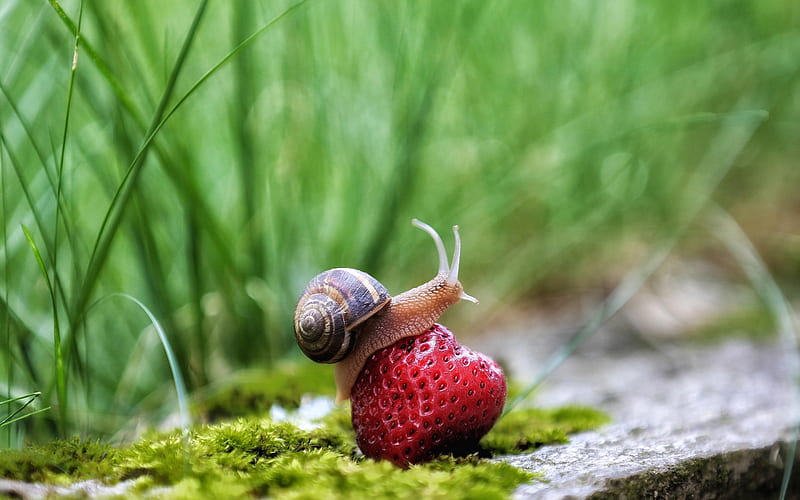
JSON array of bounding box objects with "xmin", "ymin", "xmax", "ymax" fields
[{"xmin": 293, "ymin": 219, "xmax": 478, "ymax": 402}]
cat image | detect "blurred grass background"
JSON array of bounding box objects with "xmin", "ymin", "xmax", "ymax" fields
[{"xmin": 0, "ymin": 0, "xmax": 798, "ymax": 443}]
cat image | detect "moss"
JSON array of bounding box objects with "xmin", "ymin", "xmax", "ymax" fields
[
  {"xmin": 194, "ymin": 361, "xmax": 336, "ymax": 420},
  {"xmin": 481, "ymin": 406, "xmax": 611, "ymax": 455},
  {"xmin": 0, "ymin": 437, "xmax": 116, "ymax": 483},
  {"xmin": 687, "ymin": 305, "xmax": 776, "ymax": 344},
  {"xmin": 590, "ymin": 445, "xmax": 800, "ymax": 499},
  {"xmin": 0, "ymin": 391, "xmax": 608, "ymax": 498},
  {"xmin": 202, "ymin": 449, "xmax": 531, "ymax": 499},
  {"xmin": 108, "ymin": 415, "xmax": 536, "ymax": 499}
]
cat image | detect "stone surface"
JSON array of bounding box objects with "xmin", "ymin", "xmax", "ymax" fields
[
  {"xmin": 473, "ymin": 294, "xmax": 798, "ymax": 499},
  {"xmin": 0, "ymin": 478, "xmax": 139, "ymax": 499}
]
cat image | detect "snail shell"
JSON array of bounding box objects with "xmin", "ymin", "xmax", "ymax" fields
[{"xmin": 293, "ymin": 268, "xmax": 391, "ymax": 363}]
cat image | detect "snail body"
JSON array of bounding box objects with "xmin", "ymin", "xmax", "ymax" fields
[{"xmin": 293, "ymin": 219, "xmax": 477, "ymax": 402}]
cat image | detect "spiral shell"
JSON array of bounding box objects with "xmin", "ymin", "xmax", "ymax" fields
[{"xmin": 294, "ymin": 268, "xmax": 391, "ymax": 363}]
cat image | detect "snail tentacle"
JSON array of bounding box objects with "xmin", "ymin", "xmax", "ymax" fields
[
  {"xmin": 412, "ymin": 218, "xmax": 449, "ymax": 275},
  {"xmin": 450, "ymin": 225, "xmax": 478, "ymax": 303}
]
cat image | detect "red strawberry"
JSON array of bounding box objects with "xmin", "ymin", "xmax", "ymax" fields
[{"xmin": 350, "ymin": 323, "xmax": 507, "ymax": 467}]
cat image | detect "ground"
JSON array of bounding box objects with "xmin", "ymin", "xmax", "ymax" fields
[{"xmin": 474, "ymin": 260, "xmax": 797, "ymax": 498}]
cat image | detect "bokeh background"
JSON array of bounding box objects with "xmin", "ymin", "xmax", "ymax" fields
[{"xmin": 1, "ymin": 0, "xmax": 798, "ymax": 443}]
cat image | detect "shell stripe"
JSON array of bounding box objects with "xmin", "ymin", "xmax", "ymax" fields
[
  {"xmin": 319, "ymin": 281, "xmax": 350, "ymax": 317},
  {"xmin": 319, "ymin": 269, "xmax": 383, "ymax": 319},
  {"xmin": 349, "ymin": 270, "xmax": 383, "ymax": 303}
]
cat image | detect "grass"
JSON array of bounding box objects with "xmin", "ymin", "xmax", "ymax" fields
[{"xmin": 0, "ymin": 0, "xmax": 798, "ymax": 450}]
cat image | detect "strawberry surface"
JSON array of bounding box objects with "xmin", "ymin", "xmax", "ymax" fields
[{"xmin": 350, "ymin": 323, "xmax": 507, "ymax": 467}]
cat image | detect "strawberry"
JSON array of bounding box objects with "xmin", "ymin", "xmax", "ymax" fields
[{"xmin": 350, "ymin": 323, "xmax": 507, "ymax": 467}]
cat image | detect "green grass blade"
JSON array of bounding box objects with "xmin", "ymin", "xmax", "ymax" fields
[
  {"xmin": 232, "ymin": 3, "xmax": 263, "ymax": 282},
  {"xmin": 20, "ymin": 225, "xmax": 66, "ymax": 434},
  {"xmin": 0, "ymin": 80, "xmax": 58, "ymax": 195},
  {"xmin": 54, "ymin": 0, "xmax": 83, "ymax": 263},
  {"xmin": 710, "ymin": 207, "xmax": 799, "ymax": 500},
  {"xmin": 0, "ymin": 133, "xmax": 52, "ymax": 251},
  {"xmin": 0, "ymin": 391, "xmax": 42, "ymax": 406},
  {"xmin": 0, "ymin": 82, "xmax": 79, "ymax": 306},
  {"xmin": 46, "ymin": 0, "xmax": 84, "ymax": 395},
  {"xmin": 1, "ymin": 140, "xmax": 8, "ymax": 446},
  {"xmin": 47, "ymin": 0, "xmax": 146, "ymax": 129},
  {"xmin": 502, "ymin": 238, "xmax": 675, "ymax": 417},
  {"xmin": 0, "ymin": 407, "xmax": 51, "ymax": 429},
  {"xmin": 109, "ymin": 294, "xmax": 190, "ymax": 437},
  {"xmin": 0, "ymin": 296, "xmax": 42, "ymax": 400},
  {"xmin": 0, "ymin": 78, "xmax": 84, "ymax": 311},
  {"xmin": 156, "ymin": 0, "xmax": 308, "ymax": 135},
  {"xmin": 0, "ymin": 392, "xmax": 47, "ymax": 427}
]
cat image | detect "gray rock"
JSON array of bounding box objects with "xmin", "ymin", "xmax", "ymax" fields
[
  {"xmin": 477, "ymin": 310, "xmax": 798, "ymax": 499},
  {"xmin": 0, "ymin": 478, "xmax": 140, "ymax": 499}
]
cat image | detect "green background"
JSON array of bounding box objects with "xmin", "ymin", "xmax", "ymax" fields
[{"xmin": 1, "ymin": 0, "xmax": 798, "ymax": 441}]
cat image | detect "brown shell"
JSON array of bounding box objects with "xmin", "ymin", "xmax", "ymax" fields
[{"xmin": 293, "ymin": 268, "xmax": 391, "ymax": 363}]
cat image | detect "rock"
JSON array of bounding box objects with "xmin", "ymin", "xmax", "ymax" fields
[
  {"xmin": 0, "ymin": 478, "xmax": 139, "ymax": 499},
  {"xmin": 477, "ymin": 308, "xmax": 798, "ymax": 499}
]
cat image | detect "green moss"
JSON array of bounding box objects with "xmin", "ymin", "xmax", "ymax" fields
[
  {"xmin": 0, "ymin": 437, "xmax": 116, "ymax": 483},
  {"xmin": 108, "ymin": 415, "xmax": 535, "ymax": 499},
  {"xmin": 268, "ymin": 453, "xmax": 532, "ymax": 500},
  {"xmin": 686, "ymin": 306, "xmax": 776, "ymax": 344},
  {"xmin": 0, "ymin": 400, "xmax": 608, "ymax": 498},
  {"xmin": 592, "ymin": 447, "xmax": 798, "ymax": 499},
  {"xmin": 194, "ymin": 361, "xmax": 336, "ymax": 420},
  {"xmin": 156, "ymin": 448, "xmax": 534, "ymax": 500},
  {"xmin": 481, "ymin": 406, "xmax": 611, "ymax": 455}
]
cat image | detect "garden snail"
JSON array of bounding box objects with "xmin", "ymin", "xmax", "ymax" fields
[{"xmin": 293, "ymin": 219, "xmax": 478, "ymax": 402}]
